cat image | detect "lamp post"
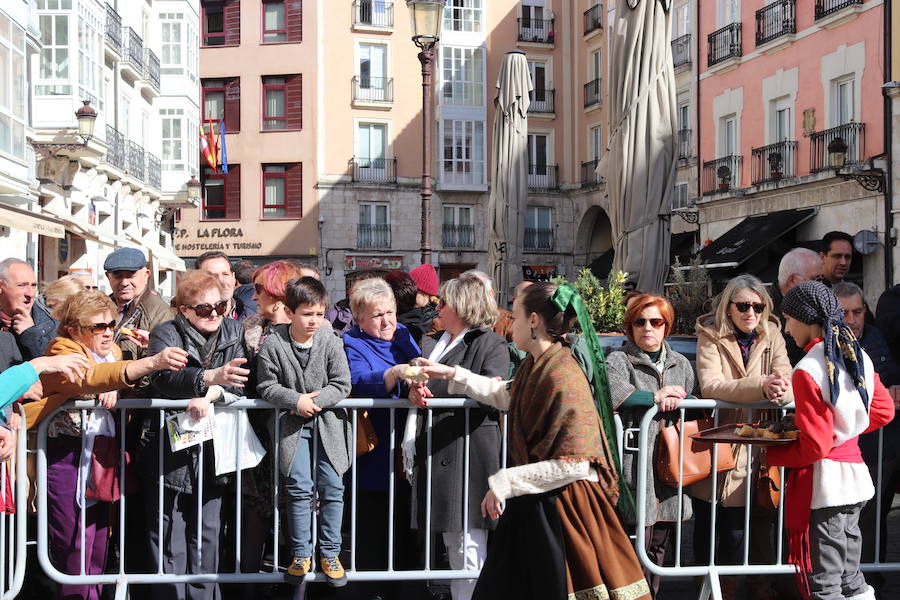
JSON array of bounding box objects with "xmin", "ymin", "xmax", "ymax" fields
[
  {"xmin": 186, "ymin": 177, "xmax": 201, "ymax": 204},
  {"xmin": 30, "ymin": 99, "xmax": 98, "ymax": 160},
  {"xmin": 406, "ymin": 0, "xmax": 443, "ymax": 265}
]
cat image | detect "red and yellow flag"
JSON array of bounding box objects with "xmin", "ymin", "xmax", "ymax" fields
[{"xmin": 200, "ymin": 122, "xmax": 217, "ymax": 173}]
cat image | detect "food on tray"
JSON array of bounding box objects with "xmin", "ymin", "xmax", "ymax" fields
[
  {"xmin": 726, "ymin": 415, "xmax": 800, "ymax": 441},
  {"xmin": 403, "ymin": 365, "xmax": 429, "ymax": 382},
  {"xmin": 781, "ymin": 414, "xmax": 800, "ymax": 439},
  {"xmin": 119, "ymin": 326, "xmax": 135, "ymax": 337},
  {"xmin": 735, "ymin": 423, "xmax": 757, "ymax": 437},
  {"xmin": 762, "ymin": 421, "xmax": 784, "ymax": 440}
]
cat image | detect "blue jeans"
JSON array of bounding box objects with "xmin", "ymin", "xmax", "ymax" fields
[{"xmin": 285, "ymin": 427, "xmax": 344, "ymax": 558}]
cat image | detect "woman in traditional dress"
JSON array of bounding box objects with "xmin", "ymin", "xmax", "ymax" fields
[{"xmin": 413, "ymin": 282, "xmax": 651, "ymax": 600}]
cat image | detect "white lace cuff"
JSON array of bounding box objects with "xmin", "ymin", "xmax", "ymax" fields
[{"xmin": 488, "ymin": 458, "xmax": 598, "ymax": 503}]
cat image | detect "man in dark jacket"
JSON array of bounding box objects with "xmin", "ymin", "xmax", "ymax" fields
[
  {"xmin": 196, "ymin": 251, "xmax": 257, "ymax": 321},
  {"xmin": 0, "ymin": 258, "xmax": 56, "ymax": 359},
  {"xmin": 876, "ymin": 283, "xmax": 900, "ymax": 361}
]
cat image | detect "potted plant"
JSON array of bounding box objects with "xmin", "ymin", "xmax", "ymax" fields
[
  {"xmin": 767, "ymin": 152, "xmax": 783, "ymax": 181},
  {"xmin": 552, "ymin": 269, "xmax": 627, "ymax": 334},
  {"xmin": 717, "ymin": 165, "xmax": 732, "ymax": 191},
  {"xmin": 828, "ymin": 137, "xmax": 848, "ymax": 168},
  {"xmin": 667, "ymin": 257, "xmax": 712, "ymax": 337}
]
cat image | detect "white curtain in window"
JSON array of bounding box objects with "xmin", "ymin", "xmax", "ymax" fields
[
  {"xmin": 265, "ymin": 175, "xmax": 284, "ymax": 207},
  {"xmin": 266, "ymin": 88, "xmax": 285, "ymax": 119}
]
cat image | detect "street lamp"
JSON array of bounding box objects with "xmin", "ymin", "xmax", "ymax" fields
[
  {"xmin": 186, "ymin": 177, "xmax": 202, "ymax": 203},
  {"xmin": 30, "ymin": 99, "xmax": 98, "ymax": 160},
  {"xmin": 406, "ymin": 0, "xmax": 444, "ymax": 265}
]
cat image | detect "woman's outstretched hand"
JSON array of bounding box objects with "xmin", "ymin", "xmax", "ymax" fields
[
  {"xmin": 409, "ymin": 358, "xmax": 456, "ymax": 381},
  {"xmin": 481, "ymin": 489, "xmax": 503, "ymax": 520}
]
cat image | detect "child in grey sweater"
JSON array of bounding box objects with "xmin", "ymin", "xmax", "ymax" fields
[{"xmin": 255, "ymin": 277, "xmax": 352, "ymax": 586}]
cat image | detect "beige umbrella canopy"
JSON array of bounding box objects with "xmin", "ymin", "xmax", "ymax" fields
[
  {"xmin": 488, "ymin": 50, "xmax": 532, "ymax": 307},
  {"xmin": 602, "ymin": 0, "xmax": 677, "ymax": 294}
]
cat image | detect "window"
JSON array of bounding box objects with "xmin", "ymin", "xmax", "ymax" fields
[
  {"xmin": 835, "ymin": 78, "xmax": 855, "ymax": 125},
  {"xmin": 39, "ymin": 13, "xmax": 69, "ymax": 79},
  {"xmin": 187, "ymin": 23, "xmax": 199, "ymax": 81},
  {"xmin": 161, "ymin": 109, "xmax": 184, "ymax": 171},
  {"xmin": 360, "ymin": 202, "xmax": 389, "ymax": 225},
  {"xmin": 202, "ymin": 164, "xmax": 241, "ymax": 220},
  {"xmin": 358, "ymin": 202, "xmax": 390, "ymax": 248},
  {"xmin": 77, "ymin": 6, "xmax": 102, "ymax": 109},
  {"xmin": 262, "ymin": 74, "xmax": 301, "ymax": 130},
  {"xmin": 442, "ymin": 47, "xmax": 484, "ymax": 106},
  {"xmin": 590, "ymin": 126, "xmax": 602, "ymax": 160},
  {"xmin": 120, "ymin": 94, "xmax": 130, "ymax": 138},
  {"xmin": 678, "ymin": 103, "xmax": 690, "ymax": 131},
  {"xmin": 672, "ymin": 183, "xmax": 690, "ymax": 209},
  {"xmin": 443, "ymin": 205, "xmax": 474, "ymax": 248},
  {"xmin": 357, "ymin": 122, "xmax": 387, "ymax": 165},
  {"xmin": 718, "ymin": 0, "xmax": 740, "ymax": 26},
  {"xmin": 202, "ymin": 77, "xmax": 240, "ymax": 131},
  {"xmin": 263, "ymin": 165, "xmax": 286, "ymax": 217},
  {"xmin": 525, "ymin": 206, "xmax": 553, "ymax": 251},
  {"xmin": 774, "ymin": 106, "xmax": 791, "ymax": 142},
  {"xmin": 527, "ymin": 133, "xmax": 550, "ymax": 186},
  {"xmin": 263, "ymin": 1, "xmax": 286, "ymax": 42},
  {"xmin": 528, "ymin": 60, "xmax": 551, "ymax": 110},
  {"xmin": 0, "ymin": 18, "xmax": 26, "ymax": 160},
  {"xmin": 521, "ymin": 0, "xmax": 545, "ymax": 26},
  {"xmin": 359, "ymin": 43, "xmax": 388, "ymax": 98},
  {"xmin": 202, "ymin": 0, "xmax": 240, "ymax": 47},
  {"xmin": 161, "ymin": 17, "xmax": 183, "ymax": 66},
  {"xmin": 721, "ymin": 115, "xmax": 737, "ymax": 156},
  {"xmin": 442, "ymin": 119, "xmax": 485, "ymax": 186},
  {"xmin": 673, "ymin": 3, "xmax": 690, "ymax": 37},
  {"xmin": 444, "ymin": 0, "xmax": 482, "ymax": 33},
  {"xmin": 591, "ymin": 50, "xmax": 601, "ymax": 80}
]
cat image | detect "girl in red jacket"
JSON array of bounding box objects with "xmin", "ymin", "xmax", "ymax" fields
[{"xmin": 769, "ymin": 281, "xmax": 894, "ymax": 600}]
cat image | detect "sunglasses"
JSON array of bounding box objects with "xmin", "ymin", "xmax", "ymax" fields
[
  {"xmin": 633, "ymin": 318, "xmax": 666, "ymax": 328},
  {"xmin": 254, "ymin": 282, "xmax": 285, "ymax": 300},
  {"xmin": 731, "ymin": 301, "xmax": 766, "ymax": 314},
  {"xmin": 85, "ymin": 320, "xmax": 117, "ymax": 334},
  {"xmin": 185, "ymin": 300, "xmax": 229, "ymax": 318}
]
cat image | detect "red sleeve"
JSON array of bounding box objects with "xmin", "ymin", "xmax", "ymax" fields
[
  {"xmin": 767, "ymin": 370, "xmax": 835, "ymax": 468},
  {"xmin": 863, "ymin": 372, "xmax": 895, "ymax": 433}
]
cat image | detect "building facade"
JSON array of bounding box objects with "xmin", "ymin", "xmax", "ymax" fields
[
  {"xmin": 695, "ymin": 0, "xmax": 888, "ymax": 301},
  {"xmin": 0, "ymin": 0, "xmax": 197, "ymax": 297}
]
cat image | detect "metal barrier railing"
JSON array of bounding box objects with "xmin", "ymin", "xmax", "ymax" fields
[{"xmin": 1, "ymin": 406, "xmax": 26, "ymax": 600}]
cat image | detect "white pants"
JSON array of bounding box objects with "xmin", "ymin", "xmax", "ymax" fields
[{"xmin": 442, "ymin": 529, "xmax": 488, "ymax": 600}]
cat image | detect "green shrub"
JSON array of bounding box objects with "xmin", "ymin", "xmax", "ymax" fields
[
  {"xmin": 666, "ymin": 257, "xmax": 711, "ymax": 335},
  {"xmin": 552, "ymin": 269, "xmax": 628, "ymax": 333}
]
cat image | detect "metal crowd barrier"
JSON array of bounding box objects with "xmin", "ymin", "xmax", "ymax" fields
[{"xmin": 0, "ymin": 406, "xmax": 26, "ymax": 600}]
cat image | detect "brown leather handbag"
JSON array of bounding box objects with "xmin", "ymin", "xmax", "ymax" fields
[
  {"xmin": 355, "ymin": 410, "xmax": 378, "ymax": 457},
  {"xmin": 654, "ymin": 416, "xmax": 736, "ymax": 487}
]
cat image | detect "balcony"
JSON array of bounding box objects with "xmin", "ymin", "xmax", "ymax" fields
[
  {"xmin": 357, "ymin": 224, "xmax": 391, "ymax": 249},
  {"xmin": 672, "ymin": 34, "xmax": 691, "ymax": 67},
  {"xmin": 810, "ymin": 122, "xmax": 865, "ymax": 173},
  {"xmin": 583, "ymin": 4, "xmax": 603, "ymax": 35},
  {"xmin": 584, "ymin": 78, "xmax": 602, "ymax": 108},
  {"xmin": 104, "ymin": 4, "xmax": 122, "ymax": 56},
  {"xmin": 127, "ymin": 140, "xmax": 145, "ymax": 181},
  {"xmin": 121, "ymin": 27, "xmax": 144, "ymax": 79},
  {"xmin": 815, "ymin": 0, "xmax": 863, "ymax": 20},
  {"xmin": 528, "ymin": 164, "xmax": 559, "ymax": 191},
  {"xmin": 677, "ymin": 128, "xmax": 692, "ymax": 160},
  {"xmin": 104, "ymin": 125, "xmax": 125, "ymax": 171},
  {"xmin": 517, "ymin": 18, "xmax": 554, "ymax": 44},
  {"xmin": 756, "ymin": 0, "xmax": 795, "ymax": 46},
  {"xmin": 352, "ymin": 76, "xmax": 394, "ymax": 104},
  {"xmin": 442, "ymin": 224, "xmax": 475, "ymax": 249},
  {"xmin": 350, "ymin": 157, "xmax": 397, "ymax": 183},
  {"xmin": 751, "ymin": 140, "xmax": 798, "ymax": 184},
  {"xmin": 147, "ymin": 153, "xmax": 161, "ymax": 189},
  {"xmin": 529, "ymin": 89, "xmax": 555, "ymax": 113},
  {"xmin": 702, "ymin": 155, "xmax": 742, "ymax": 195},
  {"xmin": 353, "ymin": 0, "xmax": 393, "ymax": 29},
  {"xmin": 581, "ymin": 159, "xmax": 603, "ymax": 187},
  {"xmin": 707, "ymin": 23, "xmax": 741, "ymax": 68},
  {"xmin": 143, "ymin": 49, "xmax": 161, "ymax": 94},
  {"xmin": 524, "ymin": 227, "xmax": 554, "ymax": 251}
]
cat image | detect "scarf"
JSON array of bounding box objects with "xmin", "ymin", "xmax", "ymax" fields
[
  {"xmin": 733, "ymin": 328, "xmax": 757, "ymax": 367},
  {"xmin": 551, "ymin": 284, "xmax": 634, "ymax": 521},
  {"xmin": 781, "ymin": 281, "xmax": 869, "ymax": 410},
  {"xmin": 175, "ymin": 313, "xmax": 221, "ymax": 368}
]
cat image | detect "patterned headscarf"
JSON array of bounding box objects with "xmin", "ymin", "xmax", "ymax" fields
[{"xmin": 781, "ymin": 281, "xmax": 869, "ymax": 409}]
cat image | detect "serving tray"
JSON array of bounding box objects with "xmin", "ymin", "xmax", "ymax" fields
[{"xmin": 689, "ymin": 423, "xmax": 797, "ymax": 446}]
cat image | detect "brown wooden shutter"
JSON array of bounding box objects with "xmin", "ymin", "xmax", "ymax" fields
[
  {"xmin": 285, "ymin": 162, "xmax": 302, "ymax": 218},
  {"xmin": 286, "ymin": 0, "xmax": 302, "ymax": 43},
  {"xmin": 224, "ymin": 0, "xmax": 241, "ymax": 46},
  {"xmin": 224, "ymin": 165, "xmax": 241, "ymax": 220},
  {"xmin": 286, "ymin": 74, "xmax": 302, "ymax": 130},
  {"xmin": 224, "ymin": 78, "xmax": 240, "ymax": 132}
]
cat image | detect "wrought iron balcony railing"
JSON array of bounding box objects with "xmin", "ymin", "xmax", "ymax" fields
[
  {"xmin": 751, "ymin": 140, "xmax": 797, "ymax": 184},
  {"xmin": 517, "ymin": 18, "xmax": 554, "ymax": 43},
  {"xmin": 147, "ymin": 153, "xmax": 162, "ymax": 189},
  {"xmin": 528, "ymin": 164, "xmax": 559, "ymax": 190},
  {"xmin": 357, "ymin": 224, "xmax": 391, "ymax": 249},
  {"xmin": 350, "ymin": 157, "xmax": 397, "ymax": 183},
  {"xmin": 127, "ymin": 140, "xmax": 145, "ymax": 181},
  {"xmin": 353, "ymin": 0, "xmax": 393, "ymax": 28},
  {"xmin": 584, "ymin": 78, "xmax": 601, "ymax": 108},
  {"xmin": 581, "ymin": 159, "xmax": 603, "ymax": 187},
  {"xmin": 810, "ymin": 122, "xmax": 865, "ymax": 173},
  {"xmin": 815, "ymin": 0, "xmax": 863, "ymax": 20},
  {"xmin": 122, "ymin": 27, "xmax": 143, "ymax": 71},
  {"xmin": 524, "ymin": 227, "xmax": 554, "ymax": 251},
  {"xmin": 756, "ymin": 0, "xmax": 795, "ymax": 46},
  {"xmin": 104, "ymin": 125, "xmax": 125, "ymax": 171},
  {"xmin": 702, "ymin": 155, "xmax": 742, "ymax": 195},
  {"xmin": 144, "ymin": 49, "xmax": 160, "ymax": 92},
  {"xmin": 678, "ymin": 129, "xmax": 693, "ymax": 159},
  {"xmin": 708, "ymin": 23, "xmax": 741, "ymax": 67},
  {"xmin": 105, "ymin": 3, "xmax": 122, "ymax": 54},
  {"xmin": 352, "ymin": 76, "xmax": 394, "ymax": 103},
  {"xmin": 583, "ymin": 5, "xmax": 602, "ymax": 35},
  {"xmin": 442, "ymin": 224, "xmax": 475, "ymax": 249},
  {"xmin": 672, "ymin": 34, "xmax": 691, "ymax": 67},
  {"xmin": 529, "ymin": 89, "xmax": 555, "ymax": 113}
]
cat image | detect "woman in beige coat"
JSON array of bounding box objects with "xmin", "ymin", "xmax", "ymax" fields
[{"xmin": 690, "ymin": 274, "xmax": 792, "ymax": 600}]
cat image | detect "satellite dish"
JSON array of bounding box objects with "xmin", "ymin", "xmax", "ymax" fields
[{"xmin": 853, "ymin": 230, "xmax": 880, "ymax": 255}]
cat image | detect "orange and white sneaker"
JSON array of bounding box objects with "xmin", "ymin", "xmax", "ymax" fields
[
  {"xmin": 320, "ymin": 556, "xmax": 347, "ymax": 587},
  {"xmin": 285, "ymin": 556, "xmax": 311, "ymax": 582}
]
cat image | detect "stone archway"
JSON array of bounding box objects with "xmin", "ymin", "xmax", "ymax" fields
[{"xmin": 575, "ymin": 205, "xmax": 614, "ymax": 267}]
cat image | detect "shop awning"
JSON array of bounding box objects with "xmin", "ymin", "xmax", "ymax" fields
[
  {"xmin": 0, "ymin": 203, "xmax": 65, "ymax": 238},
  {"xmin": 697, "ymin": 208, "xmax": 816, "ymax": 268},
  {"xmin": 142, "ymin": 240, "xmax": 186, "ymax": 272}
]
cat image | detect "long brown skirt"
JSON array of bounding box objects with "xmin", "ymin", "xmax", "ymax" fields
[{"xmin": 472, "ymin": 479, "xmax": 651, "ymax": 600}]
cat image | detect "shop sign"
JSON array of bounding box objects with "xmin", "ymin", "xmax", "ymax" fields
[
  {"xmin": 174, "ymin": 227, "xmax": 264, "ymax": 253},
  {"xmin": 522, "ymin": 265, "xmax": 557, "ymax": 281},
  {"xmin": 345, "ymin": 255, "xmax": 403, "ymax": 272}
]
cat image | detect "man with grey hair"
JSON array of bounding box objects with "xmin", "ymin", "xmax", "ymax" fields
[
  {"xmin": 833, "ymin": 281, "xmax": 898, "ymax": 385},
  {"xmin": 777, "ymin": 248, "xmax": 823, "ymax": 296},
  {"xmin": 0, "ymin": 258, "xmax": 56, "ymax": 359}
]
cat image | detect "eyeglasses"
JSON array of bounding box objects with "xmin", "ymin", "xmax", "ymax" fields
[
  {"xmin": 633, "ymin": 318, "xmax": 666, "ymax": 328},
  {"xmin": 184, "ymin": 300, "xmax": 229, "ymax": 318},
  {"xmin": 85, "ymin": 320, "xmax": 117, "ymax": 334},
  {"xmin": 85, "ymin": 285, "xmax": 99, "ymax": 290},
  {"xmin": 731, "ymin": 301, "xmax": 766, "ymax": 314}
]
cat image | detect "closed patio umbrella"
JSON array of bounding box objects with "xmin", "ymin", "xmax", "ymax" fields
[
  {"xmin": 603, "ymin": 0, "xmax": 677, "ymax": 294},
  {"xmin": 488, "ymin": 50, "xmax": 531, "ymax": 307}
]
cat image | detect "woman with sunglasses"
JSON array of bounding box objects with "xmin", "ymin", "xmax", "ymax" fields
[
  {"xmin": 144, "ymin": 269, "xmax": 251, "ymax": 600},
  {"xmin": 605, "ymin": 294, "xmax": 695, "ymax": 598},
  {"xmin": 689, "ymin": 274, "xmax": 793, "ymax": 600},
  {"xmin": 24, "ymin": 290, "xmax": 187, "ymax": 600}
]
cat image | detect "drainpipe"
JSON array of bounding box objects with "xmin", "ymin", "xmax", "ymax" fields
[
  {"xmin": 883, "ymin": 0, "xmax": 894, "ymax": 289},
  {"xmin": 695, "ymin": 0, "xmax": 702, "ymax": 240},
  {"xmin": 113, "ymin": 59, "xmax": 121, "ymax": 243}
]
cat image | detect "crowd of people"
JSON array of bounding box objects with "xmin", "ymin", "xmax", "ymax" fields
[{"xmin": 0, "ymin": 228, "xmax": 897, "ymax": 600}]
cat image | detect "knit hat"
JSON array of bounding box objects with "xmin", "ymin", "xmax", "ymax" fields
[
  {"xmin": 782, "ymin": 280, "xmax": 869, "ymax": 409},
  {"xmin": 409, "ymin": 264, "xmax": 439, "ymax": 296}
]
